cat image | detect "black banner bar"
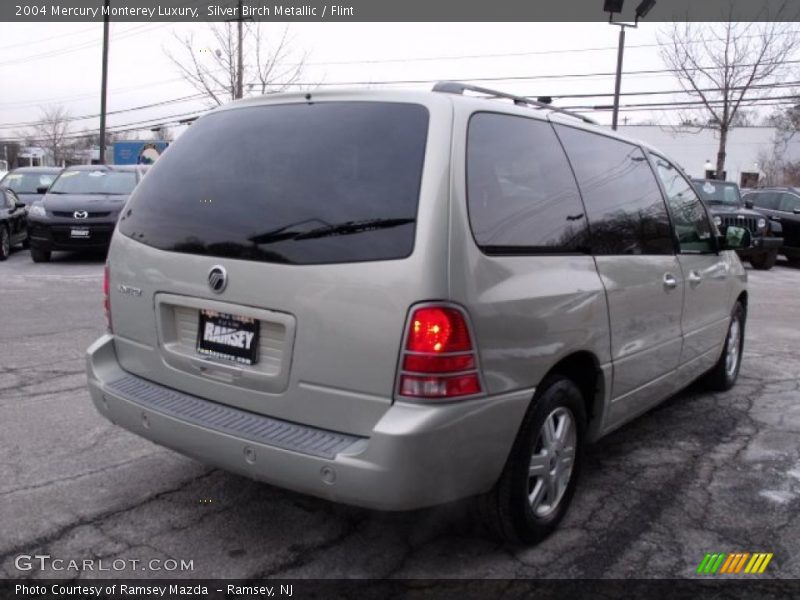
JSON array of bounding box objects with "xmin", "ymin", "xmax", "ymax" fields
[
  {"xmin": 3, "ymin": 0, "xmax": 800, "ymax": 22},
  {"xmin": 3, "ymin": 579, "xmax": 800, "ymax": 600}
]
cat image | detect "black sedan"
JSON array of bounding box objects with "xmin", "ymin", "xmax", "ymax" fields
[
  {"xmin": 0, "ymin": 187, "xmax": 28, "ymax": 260},
  {"xmin": 26, "ymin": 165, "xmax": 147, "ymax": 262},
  {"xmin": 0, "ymin": 166, "xmax": 62, "ymax": 206}
]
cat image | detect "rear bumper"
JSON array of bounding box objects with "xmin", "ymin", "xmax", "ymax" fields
[
  {"xmin": 753, "ymin": 237, "xmax": 783, "ymax": 250},
  {"xmin": 86, "ymin": 335, "xmax": 532, "ymax": 510},
  {"xmin": 735, "ymin": 236, "xmax": 783, "ymax": 257}
]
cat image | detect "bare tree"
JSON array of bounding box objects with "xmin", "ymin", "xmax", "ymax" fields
[
  {"xmin": 166, "ymin": 23, "xmax": 307, "ymax": 106},
  {"xmin": 28, "ymin": 106, "xmax": 72, "ymax": 166},
  {"xmin": 659, "ymin": 6, "xmax": 800, "ymax": 180},
  {"xmin": 757, "ymin": 105, "xmax": 800, "ymax": 185}
]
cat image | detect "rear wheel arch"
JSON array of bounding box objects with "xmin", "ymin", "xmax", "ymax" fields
[
  {"xmin": 541, "ymin": 351, "xmax": 605, "ymax": 439},
  {"xmin": 736, "ymin": 290, "xmax": 748, "ymax": 316}
]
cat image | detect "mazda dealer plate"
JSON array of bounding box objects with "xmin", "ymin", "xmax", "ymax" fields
[
  {"xmin": 196, "ymin": 310, "xmax": 260, "ymax": 365},
  {"xmin": 70, "ymin": 227, "xmax": 90, "ymax": 239}
]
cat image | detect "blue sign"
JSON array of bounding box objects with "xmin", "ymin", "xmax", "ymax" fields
[{"xmin": 113, "ymin": 141, "xmax": 168, "ymax": 165}]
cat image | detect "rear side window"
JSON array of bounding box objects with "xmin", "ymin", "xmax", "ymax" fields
[
  {"xmin": 554, "ymin": 125, "xmax": 674, "ymax": 255},
  {"xmin": 466, "ymin": 113, "xmax": 589, "ymax": 253},
  {"xmin": 745, "ymin": 191, "xmax": 780, "ymax": 210},
  {"xmin": 119, "ymin": 102, "xmax": 429, "ymax": 265},
  {"xmin": 779, "ymin": 193, "xmax": 800, "ymax": 212}
]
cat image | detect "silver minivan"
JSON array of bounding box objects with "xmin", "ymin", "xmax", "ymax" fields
[{"xmin": 86, "ymin": 84, "xmax": 749, "ymax": 544}]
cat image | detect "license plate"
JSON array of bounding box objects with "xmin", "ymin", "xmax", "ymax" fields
[
  {"xmin": 70, "ymin": 227, "xmax": 90, "ymax": 239},
  {"xmin": 196, "ymin": 310, "xmax": 260, "ymax": 365}
]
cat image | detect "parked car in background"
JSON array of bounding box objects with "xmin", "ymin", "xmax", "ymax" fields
[
  {"xmin": 26, "ymin": 165, "xmax": 145, "ymax": 262},
  {"xmin": 692, "ymin": 178, "xmax": 783, "ymax": 270},
  {"xmin": 0, "ymin": 167, "xmax": 62, "ymax": 206},
  {"xmin": 741, "ymin": 187, "xmax": 800, "ymax": 267},
  {"xmin": 86, "ymin": 85, "xmax": 750, "ymax": 545},
  {"xmin": 0, "ymin": 187, "xmax": 28, "ymax": 260}
]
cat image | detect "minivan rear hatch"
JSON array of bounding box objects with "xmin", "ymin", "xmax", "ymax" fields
[{"xmin": 109, "ymin": 97, "xmax": 450, "ymax": 436}]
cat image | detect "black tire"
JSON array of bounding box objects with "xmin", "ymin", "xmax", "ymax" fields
[
  {"xmin": 749, "ymin": 250, "xmax": 777, "ymax": 270},
  {"xmin": 0, "ymin": 226, "xmax": 10, "ymax": 261},
  {"xmin": 30, "ymin": 245, "xmax": 51, "ymax": 263},
  {"xmin": 475, "ymin": 375, "xmax": 586, "ymax": 545},
  {"xmin": 703, "ymin": 301, "xmax": 746, "ymax": 391}
]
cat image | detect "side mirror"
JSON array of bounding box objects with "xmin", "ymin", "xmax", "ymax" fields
[
  {"xmin": 719, "ymin": 225, "xmax": 752, "ymax": 250},
  {"xmin": 37, "ymin": 185, "xmax": 50, "ymax": 194},
  {"xmin": 744, "ymin": 199, "xmax": 754, "ymax": 209}
]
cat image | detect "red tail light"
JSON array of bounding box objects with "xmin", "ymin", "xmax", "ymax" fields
[
  {"xmin": 103, "ymin": 263, "xmax": 112, "ymax": 332},
  {"xmin": 397, "ymin": 304, "xmax": 483, "ymax": 400}
]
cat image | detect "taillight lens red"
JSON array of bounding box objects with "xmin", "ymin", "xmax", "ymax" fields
[
  {"xmin": 397, "ymin": 305, "xmax": 482, "ymax": 401},
  {"xmin": 406, "ymin": 307, "xmax": 472, "ymax": 353},
  {"xmin": 103, "ymin": 263, "xmax": 112, "ymax": 332}
]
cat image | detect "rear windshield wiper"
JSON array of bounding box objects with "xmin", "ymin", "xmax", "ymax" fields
[
  {"xmin": 294, "ymin": 218, "xmax": 415, "ymax": 240},
  {"xmin": 251, "ymin": 218, "xmax": 415, "ymax": 245}
]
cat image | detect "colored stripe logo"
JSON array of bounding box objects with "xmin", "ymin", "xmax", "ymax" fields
[{"xmin": 697, "ymin": 552, "xmax": 773, "ymax": 574}]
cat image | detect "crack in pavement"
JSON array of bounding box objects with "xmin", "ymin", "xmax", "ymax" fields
[{"xmin": 0, "ymin": 470, "xmax": 217, "ymax": 567}]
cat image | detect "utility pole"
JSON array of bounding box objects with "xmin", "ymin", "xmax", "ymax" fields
[
  {"xmin": 605, "ymin": 0, "xmax": 656, "ymax": 131},
  {"xmin": 99, "ymin": 0, "xmax": 110, "ymax": 164},
  {"xmin": 236, "ymin": 0, "xmax": 244, "ymax": 99},
  {"xmin": 611, "ymin": 24, "xmax": 626, "ymax": 131}
]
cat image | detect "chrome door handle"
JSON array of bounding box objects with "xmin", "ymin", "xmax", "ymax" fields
[
  {"xmin": 688, "ymin": 271, "xmax": 702, "ymax": 286},
  {"xmin": 663, "ymin": 273, "xmax": 678, "ymax": 290}
]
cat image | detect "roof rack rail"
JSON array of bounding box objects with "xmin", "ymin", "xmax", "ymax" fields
[{"xmin": 432, "ymin": 81, "xmax": 598, "ymax": 126}]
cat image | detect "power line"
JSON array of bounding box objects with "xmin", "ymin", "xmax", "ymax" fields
[
  {"xmin": 3, "ymin": 78, "xmax": 797, "ymax": 131},
  {"xmin": 8, "ymin": 90, "xmax": 799, "ymax": 145},
  {"xmin": 0, "ymin": 93, "xmax": 208, "ymax": 129},
  {"xmin": 0, "ymin": 0, "xmax": 211, "ymax": 66},
  {"xmin": 2, "ymin": 77, "xmax": 798, "ymax": 134},
  {"xmin": 256, "ymin": 59, "xmax": 800, "ymax": 87},
  {"xmin": 8, "ymin": 108, "xmax": 205, "ymax": 145},
  {"xmin": 564, "ymin": 94, "xmax": 800, "ymax": 111},
  {"xmin": 531, "ymin": 80, "xmax": 800, "ymax": 100},
  {"xmin": 0, "ymin": 22, "xmax": 168, "ymax": 68}
]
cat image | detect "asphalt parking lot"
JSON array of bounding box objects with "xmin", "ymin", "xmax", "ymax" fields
[{"xmin": 1, "ymin": 249, "xmax": 799, "ymax": 580}]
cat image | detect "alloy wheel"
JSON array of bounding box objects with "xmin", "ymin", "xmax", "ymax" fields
[
  {"xmin": 528, "ymin": 406, "xmax": 576, "ymax": 517},
  {"xmin": 725, "ymin": 315, "xmax": 742, "ymax": 379}
]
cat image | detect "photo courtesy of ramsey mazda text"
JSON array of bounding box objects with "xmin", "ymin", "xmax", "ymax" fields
[{"xmin": 86, "ymin": 84, "xmax": 749, "ymax": 544}]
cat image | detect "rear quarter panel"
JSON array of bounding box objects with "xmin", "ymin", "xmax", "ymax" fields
[{"xmin": 446, "ymin": 102, "xmax": 612, "ymax": 424}]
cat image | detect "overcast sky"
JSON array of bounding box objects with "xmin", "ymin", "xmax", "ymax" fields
[{"xmin": 0, "ymin": 20, "xmax": 796, "ymax": 142}]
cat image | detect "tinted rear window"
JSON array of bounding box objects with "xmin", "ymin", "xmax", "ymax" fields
[
  {"xmin": 119, "ymin": 102, "xmax": 429, "ymax": 265},
  {"xmin": 466, "ymin": 112, "xmax": 589, "ymax": 253}
]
